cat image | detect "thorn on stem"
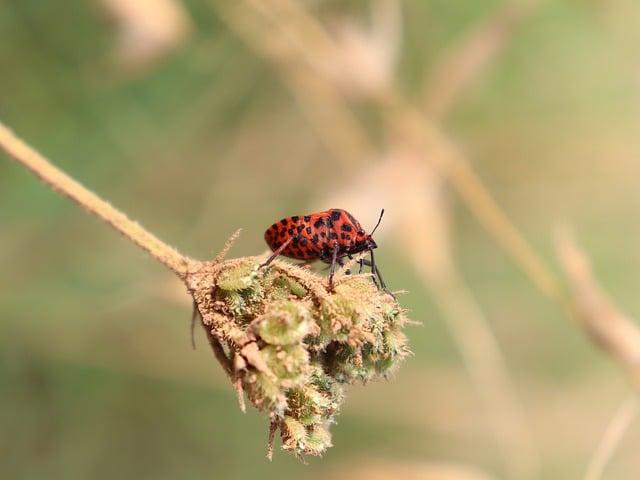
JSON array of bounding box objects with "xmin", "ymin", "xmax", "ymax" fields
[
  {"xmin": 213, "ymin": 228, "xmax": 242, "ymax": 264},
  {"xmin": 267, "ymin": 416, "xmax": 278, "ymax": 461},
  {"xmin": 190, "ymin": 300, "xmax": 199, "ymax": 350},
  {"xmin": 234, "ymin": 376, "xmax": 246, "ymax": 413}
]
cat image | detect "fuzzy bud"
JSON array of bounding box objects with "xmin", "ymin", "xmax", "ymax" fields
[{"xmin": 186, "ymin": 256, "xmax": 411, "ymax": 458}]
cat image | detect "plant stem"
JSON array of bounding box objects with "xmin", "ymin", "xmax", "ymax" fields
[
  {"xmin": 584, "ymin": 394, "xmax": 639, "ymax": 480},
  {"xmin": 0, "ymin": 122, "xmax": 193, "ymax": 278}
]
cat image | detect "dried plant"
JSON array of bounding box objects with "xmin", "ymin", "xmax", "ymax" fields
[
  {"xmin": 327, "ymin": 458, "xmax": 495, "ymax": 480},
  {"xmin": 100, "ymin": 0, "xmax": 192, "ymax": 69},
  {"xmin": 556, "ymin": 229, "xmax": 640, "ymax": 386},
  {"xmin": 0, "ymin": 123, "xmax": 410, "ymax": 459},
  {"xmin": 554, "ymin": 230, "xmax": 640, "ymax": 478},
  {"xmin": 584, "ymin": 395, "xmax": 639, "ymax": 480},
  {"xmin": 188, "ymin": 256, "xmax": 410, "ymax": 458},
  {"xmin": 422, "ymin": 0, "xmax": 544, "ymax": 118}
]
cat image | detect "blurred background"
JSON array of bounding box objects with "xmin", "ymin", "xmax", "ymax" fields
[{"xmin": 2, "ymin": 0, "xmax": 640, "ymax": 479}]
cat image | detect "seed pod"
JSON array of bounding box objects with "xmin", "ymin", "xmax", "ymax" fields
[{"xmin": 186, "ymin": 256, "xmax": 411, "ymax": 458}]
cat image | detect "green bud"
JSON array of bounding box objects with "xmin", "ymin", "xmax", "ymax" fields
[
  {"xmin": 217, "ymin": 260, "xmax": 259, "ymax": 291},
  {"xmin": 305, "ymin": 425, "xmax": 332, "ymax": 455},
  {"xmin": 260, "ymin": 344, "xmax": 309, "ymax": 386},
  {"xmin": 282, "ymin": 416, "xmax": 307, "ymax": 452},
  {"xmin": 254, "ymin": 301, "xmax": 315, "ymax": 346}
]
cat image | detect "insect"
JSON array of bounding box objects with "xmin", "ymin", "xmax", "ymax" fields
[{"xmin": 262, "ymin": 208, "xmax": 390, "ymax": 294}]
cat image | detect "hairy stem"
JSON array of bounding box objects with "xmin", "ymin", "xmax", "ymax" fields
[{"xmin": 0, "ymin": 122, "xmax": 192, "ymax": 278}]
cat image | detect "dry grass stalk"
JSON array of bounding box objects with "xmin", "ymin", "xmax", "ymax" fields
[
  {"xmin": 213, "ymin": 1, "xmax": 374, "ymax": 166},
  {"xmin": 556, "ymin": 229, "xmax": 640, "ymax": 385},
  {"xmin": 378, "ymin": 98, "xmax": 566, "ymax": 307},
  {"xmin": 0, "ymin": 122, "xmax": 193, "ymax": 277},
  {"xmin": 426, "ymin": 269, "xmax": 538, "ymax": 479},
  {"xmin": 423, "ymin": 0, "xmax": 543, "ymax": 118},
  {"xmin": 328, "ymin": 459, "xmax": 495, "ymax": 480},
  {"xmin": 213, "ymin": 228, "xmax": 243, "ymax": 264},
  {"xmin": 555, "ymin": 230, "xmax": 640, "ymax": 477},
  {"xmin": 100, "ymin": 0, "xmax": 192, "ymax": 69},
  {"xmin": 584, "ymin": 395, "xmax": 639, "ymax": 480}
]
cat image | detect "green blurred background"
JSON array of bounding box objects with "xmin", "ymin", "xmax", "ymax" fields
[{"xmin": 2, "ymin": 1, "xmax": 640, "ymax": 479}]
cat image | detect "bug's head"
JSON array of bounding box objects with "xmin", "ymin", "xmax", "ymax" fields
[{"xmin": 353, "ymin": 209, "xmax": 384, "ymax": 252}]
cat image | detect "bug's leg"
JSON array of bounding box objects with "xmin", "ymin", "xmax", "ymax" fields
[
  {"xmin": 368, "ymin": 250, "xmax": 395, "ymax": 298},
  {"xmin": 328, "ymin": 245, "xmax": 339, "ymax": 291},
  {"xmin": 356, "ymin": 257, "xmax": 369, "ymax": 275},
  {"xmin": 374, "ymin": 264, "xmax": 389, "ymax": 292},
  {"xmin": 260, "ymin": 236, "xmax": 295, "ymax": 268},
  {"xmin": 358, "ymin": 257, "xmax": 373, "ymax": 271},
  {"xmin": 363, "ymin": 251, "xmax": 380, "ymax": 288}
]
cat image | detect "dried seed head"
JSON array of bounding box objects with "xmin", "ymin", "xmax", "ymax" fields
[{"xmin": 186, "ymin": 256, "xmax": 411, "ymax": 458}]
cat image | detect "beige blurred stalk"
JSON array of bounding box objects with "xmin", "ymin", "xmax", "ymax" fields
[
  {"xmin": 423, "ymin": 0, "xmax": 544, "ymax": 118},
  {"xmin": 100, "ymin": 0, "xmax": 192, "ymax": 69},
  {"xmin": 214, "ymin": 0, "xmax": 542, "ymax": 477},
  {"xmin": 315, "ymin": 0, "xmax": 402, "ymax": 100},
  {"xmin": 584, "ymin": 395, "xmax": 639, "ymax": 480},
  {"xmin": 556, "ymin": 229, "xmax": 640, "ymax": 386},
  {"xmin": 213, "ymin": 0, "xmax": 375, "ymax": 166},
  {"xmin": 556, "ymin": 231, "xmax": 640, "ymax": 479},
  {"xmin": 327, "ymin": 459, "xmax": 494, "ymax": 480}
]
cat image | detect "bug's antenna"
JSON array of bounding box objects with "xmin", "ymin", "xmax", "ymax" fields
[{"xmin": 370, "ymin": 209, "xmax": 385, "ymax": 236}]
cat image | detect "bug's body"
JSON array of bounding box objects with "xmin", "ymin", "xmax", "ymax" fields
[
  {"xmin": 263, "ymin": 208, "xmax": 390, "ymax": 294},
  {"xmin": 264, "ymin": 209, "xmax": 374, "ymax": 263}
]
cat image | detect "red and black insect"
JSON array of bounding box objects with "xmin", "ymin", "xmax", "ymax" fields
[{"xmin": 262, "ymin": 208, "xmax": 390, "ymax": 293}]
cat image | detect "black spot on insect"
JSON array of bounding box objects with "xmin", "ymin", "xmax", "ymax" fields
[
  {"xmin": 320, "ymin": 231, "xmax": 327, "ymax": 238},
  {"xmin": 341, "ymin": 223, "xmax": 352, "ymax": 232},
  {"xmin": 288, "ymin": 228, "xmax": 294, "ymax": 235},
  {"xmin": 313, "ymin": 219, "xmax": 324, "ymax": 228},
  {"xmin": 340, "ymin": 233, "xmax": 347, "ymax": 240},
  {"xmin": 293, "ymin": 237, "xmax": 299, "ymax": 245},
  {"xmin": 312, "ymin": 234, "xmax": 319, "ymax": 243},
  {"xmin": 330, "ymin": 232, "xmax": 338, "ymax": 240},
  {"xmin": 296, "ymin": 225, "xmax": 304, "ymax": 233},
  {"xmin": 279, "ymin": 230, "xmax": 286, "ymax": 238},
  {"xmin": 305, "ymin": 227, "xmax": 312, "ymax": 234},
  {"xmin": 301, "ymin": 238, "xmax": 308, "ymax": 246},
  {"xmin": 331, "ymin": 210, "xmax": 341, "ymax": 221},
  {"xmin": 291, "ymin": 216, "xmax": 300, "ymax": 223},
  {"xmin": 345, "ymin": 211, "xmax": 358, "ymax": 225},
  {"xmin": 272, "ymin": 223, "xmax": 278, "ymax": 229},
  {"xmin": 304, "ymin": 215, "xmax": 311, "ymax": 222},
  {"xmin": 281, "ymin": 219, "xmax": 288, "ymax": 226}
]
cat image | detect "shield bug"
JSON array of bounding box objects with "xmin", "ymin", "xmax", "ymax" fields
[{"xmin": 262, "ymin": 208, "xmax": 390, "ymax": 293}]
